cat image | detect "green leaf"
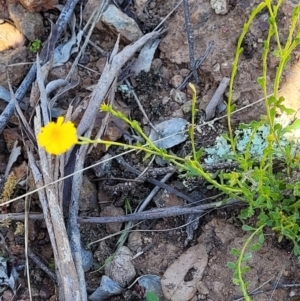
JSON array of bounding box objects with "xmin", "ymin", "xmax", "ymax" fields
[
  {"xmin": 228, "ymin": 104, "xmax": 236, "ymax": 114},
  {"xmin": 282, "ymin": 119, "xmax": 300, "ymax": 134},
  {"xmin": 242, "ymin": 224, "xmax": 256, "ymax": 231},
  {"xmin": 250, "ymin": 243, "xmax": 261, "ymax": 251},
  {"xmin": 273, "ymin": 49, "xmax": 281, "ymax": 58},
  {"xmin": 240, "ymin": 208, "xmax": 251, "ymax": 219},
  {"xmin": 227, "ymin": 262, "xmax": 237, "ymax": 269},
  {"xmin": 145, "ymin": 292, "xmax": 159, "ymax": 301},
  {"xmin": 230, "ymin": 248, "xmax": 240, "ymax": 256},
  {"xmin": 258, "ymin": 233, "xmax": 265, "ymax": 244},
  {"xmin": 242, "ymin": 253, "xmax": 252, "ymax": 261},
  {"xmin": 233, "ymin": 278, "xmax": 240, "ymax": 285},
  {"xmin": 241, "ymin": 266, "xmax": 251, "ymax": 273},
  {"xmin": 293, "ymin": 243, "xmax": 300, "ymax": 256},
  {"xmin": 292, "ymin": 5, "xmax": 300, "ymax": 17},
  {"xmin": 257, "ymin": 76, "xmax": 265, "ymax": 88},
  {"xmin": 195, "ymin": 148, "xmax": 204, "ymax": 161},
  {"xmin": 143, "ymin": 152, "xmax": 152, "ymax": 161}
]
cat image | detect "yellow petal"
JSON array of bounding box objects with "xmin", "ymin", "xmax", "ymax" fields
[{"xmin": 37, "ymin": 117, "xmax": 78, "ymax": 155}]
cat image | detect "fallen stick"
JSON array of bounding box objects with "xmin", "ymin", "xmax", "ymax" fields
[
  {"xmin": 205, "ymin": 77, "xmax": 230, "ymax": 120},
  {"xmin": 0, "ymin": 199, "xmax": 242, "ymax": 223}
]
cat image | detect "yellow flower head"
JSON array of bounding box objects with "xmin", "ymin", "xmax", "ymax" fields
[{"xmin": 37, "ymin": 116, "xmax": 78, "ymax": 155}]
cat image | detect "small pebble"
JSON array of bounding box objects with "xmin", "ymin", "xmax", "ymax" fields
[
  {"xmin": 169, "ymin": 74, "xmax": 183, "ymax": 88},
  {"xmin": 39, "ymin": 287, "xmax": 50, "ymax": 299},
  {"xmin": 128, "ymin": 232, "xmax": 143, "ymax": 252}
]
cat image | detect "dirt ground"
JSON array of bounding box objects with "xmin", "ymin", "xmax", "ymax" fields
[{"xmin": 1, "ymin": 0, "xmax": 300, "ymax": 300}]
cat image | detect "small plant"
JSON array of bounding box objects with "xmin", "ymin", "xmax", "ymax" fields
[
  {"xmin": 227, "ymin": 225, "xmax": 265, "ymax": 301},
  {"xmin": 29, "ymin": 39, "xmax": 41, "ymax": 53},
  {"xmin": 36, "ymin": 1, "xmax": 300, "ymax": 300}
]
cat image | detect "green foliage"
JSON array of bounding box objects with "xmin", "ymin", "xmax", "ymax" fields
[
  {"xmin": 145, "ymin": 292, "xmax": 159, "ymax": 301},
  {"xmin": 96, "ymin": 1, "xmax": 300, "ymax": 300},
  {"xmin": 227, "ymin": 225, "xmax": 265, "ymax": 301},
  {"xmin": 29, "ymin": 39, "xmax": 41, "ymax": 53}
]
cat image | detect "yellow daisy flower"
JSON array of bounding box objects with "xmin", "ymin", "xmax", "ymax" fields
[{"xmin": 37, "ymin": 116, "xmax": 78, "ymax": 155}]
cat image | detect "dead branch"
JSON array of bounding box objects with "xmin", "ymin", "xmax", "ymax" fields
[
  {"xmin": 205, "ymin": 77, "xmax": 230, "ymax": 120},
  {"xmin": 0, "ymin": 199, "xmax": 242, "ymax": 224}
]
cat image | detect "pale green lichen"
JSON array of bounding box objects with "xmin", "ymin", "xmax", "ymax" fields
[{"xmin": 204, "ymin": 115, "xmax": 300, "ymax": 164}]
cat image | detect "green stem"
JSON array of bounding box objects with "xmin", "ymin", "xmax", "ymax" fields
[
  {"xmin": 227, "ymin": 1, "xmax": 268, "ymax": 153},
  {"xmin": 237, "ymin": 225, "xmax": 266, "ymax": 301}
]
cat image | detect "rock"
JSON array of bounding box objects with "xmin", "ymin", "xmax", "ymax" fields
[
  {"xmin": 210, "ymin": 0, "xmax": 229, "ymax": 15},
  {"xmin": 149, "ymin": 118, "xmax": 189, "ymax": 149},
  {"xmin": 127, "ymin": 232, "xmax": 143, "ymax": 252},
  {"xmin": 105, "ymin": 246, "xmax": 136, "ymax": 287},
  {"xmin": 10, "ymin": 199, "xmax": 25, "ymax": 213},
  {"xmin": 31, "ymin": 287, "xmax": 40, "ymax": 298},
  {"xmin": 170, "ymin": 89, "xmax": 187, "ymax": 104},
  {"xmin": 181, "ymin": 100, "xmax": 192, "ymax": 114},
  {"xmin": 161, "ymin": 244, "xmax": 208, "ymax": 301},
  {"xmin": 2, "ymin": 290, "xmax": 14, "ymax": 301},
  {"xmin": 210, "ymin": 281, "xmax": 225, "ymax": 299},
  {"xmin": 153, "ymin": 190, "xmax": 184, "ymax": 208},
  {"xmin": 79, "ymin": 175, "xmax": 98, "ymax": 211},
  {"xmin": 162, "ymin": 96, "xmax": 170, "ymax": 105},
  {"xmin": 0, "ymin": 1, "xmax": 8, "ymax": 19},
  {"xmin": 96, "ymin": 57, "xmax": 107, "ymax": 72},
  {"xmin": 197, "ymin": 281, "xmax": 209, "ymax": 295},
  {"xmin": 169, "ymin": 75, "xmax": 183, "ymax": 88},
  {"xmin": 18, "ymin": 0, "xmax": 58, "ymax": 12},
  {"xmin": 100, "ymin": 206, "xmax": 124, "ymax": 234},
  {"xmin": 171, "ymin": 108, "xmax": 184, "ymax": 118},
  {"xmin": 84, "ymin": 2, "xmax": 143, "ymax": 42},
  {"xmin": 0, "ymin": 22, "xmax": 25, "ymax": 52},
  {"xmin": 93, "ymin": 154, "xmax": 112, "ymax": 177},
  {"xmin": 151, "ymin": 58, "xmax": 163, "ymax": 71},
  {"xmin": 81, "ymin": 248, "xmax": 93, "ymax": 272},
  {"xmin": 7, "ymin": 2, "xmax": 44, "ymax": 41},
  {"xmin": 0, "ymin": 46, "xmax": 29, "ymax": 88},
  {"xmin": 134, "ymin": 0, "xmax": 148, "ymax": 10},
  {"xmin": 89, "ymin": 275, "xmax": 124, "ymax": 301},
  {"xmin": 39, "ymin": 287, "xmax": 50, "ymax": 299},
  {"xmin": 101, "ymin": 5, "xmax": 143, "ymax": 42}
]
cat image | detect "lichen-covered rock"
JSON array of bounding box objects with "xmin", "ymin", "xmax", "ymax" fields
[{"xmin": 105, "ymin": 246, "xmax": 136, "ymax": 287}]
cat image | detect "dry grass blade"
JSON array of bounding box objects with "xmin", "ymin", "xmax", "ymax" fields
[
  {"xmin": 27, "ymin": 63, "xmax": 82, "ymax": 300},
  {"xmin": 28, "ymin": 116, "xmax": 81, "ymax": 300}
]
